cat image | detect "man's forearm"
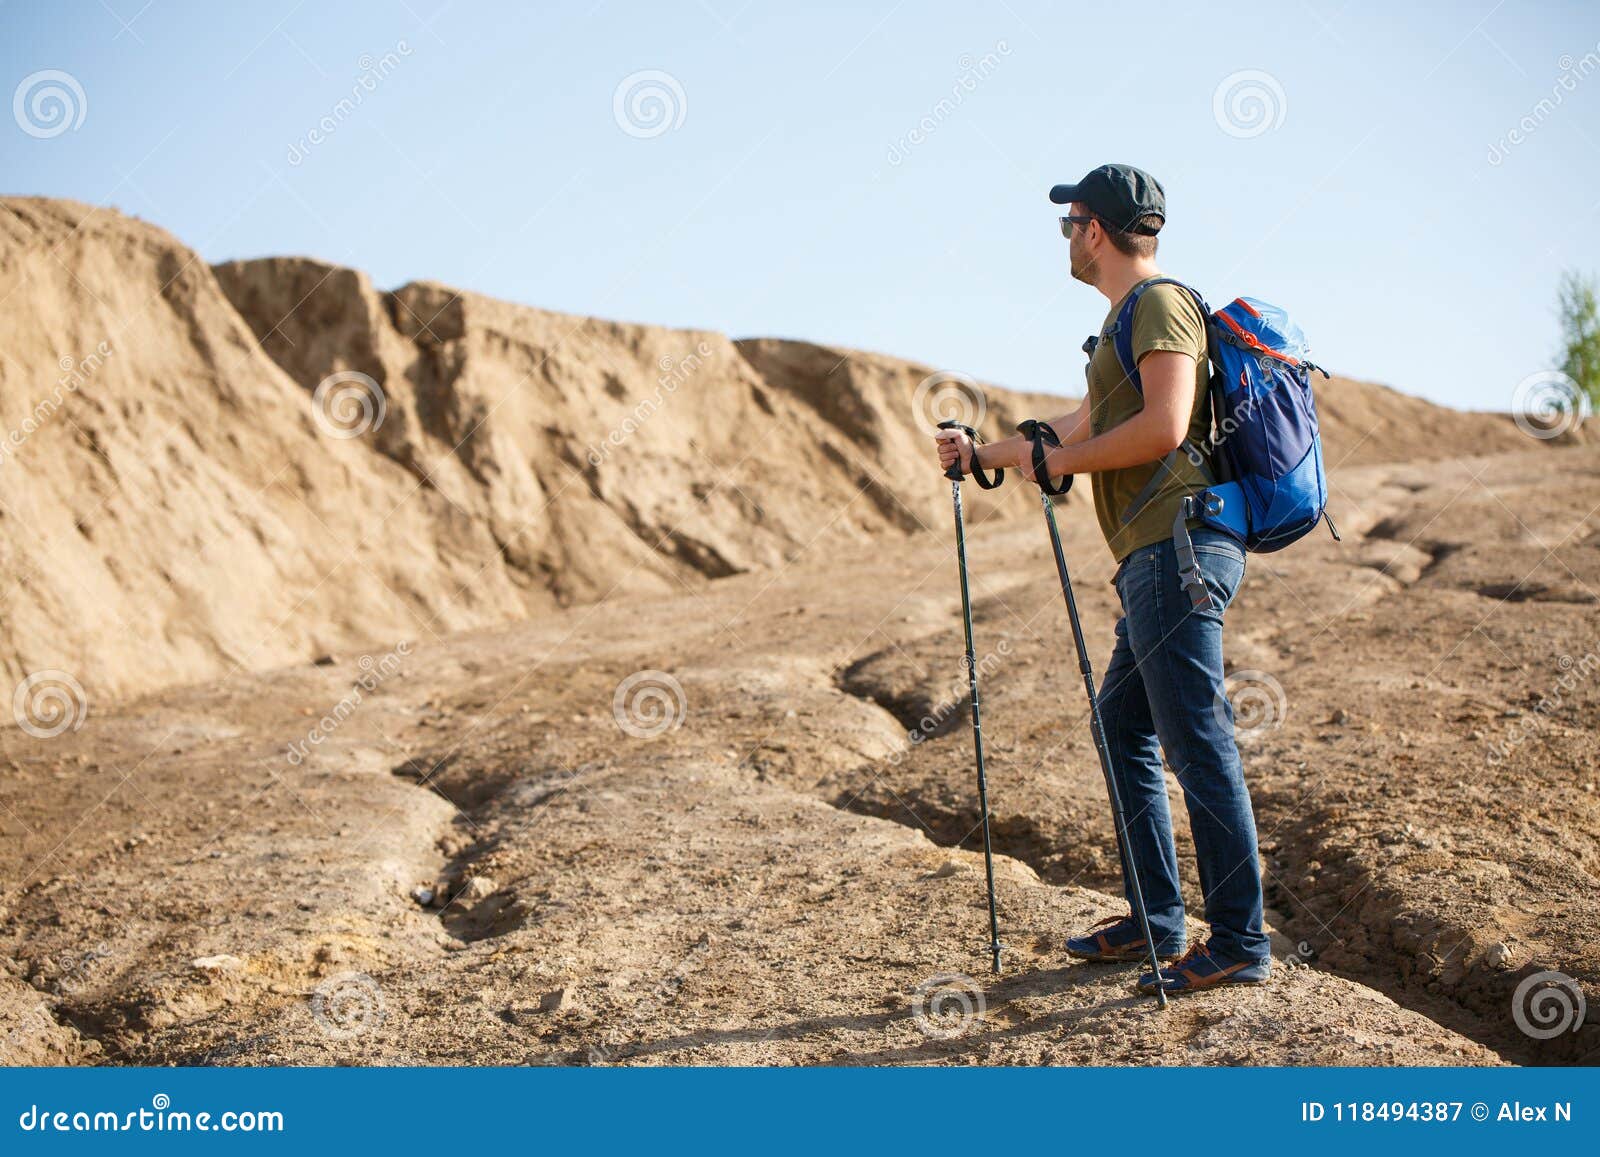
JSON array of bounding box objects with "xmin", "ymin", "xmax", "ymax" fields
[
  {"xmin": 974, "ymin": 408, "xmax": 1083, "ymax": 471},
  {"xmin": 1043, "ymin": 411, "xmax": 1183, "ymax": 477}
]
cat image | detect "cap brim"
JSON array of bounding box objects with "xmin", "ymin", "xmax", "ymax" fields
[{"xmin": 1048, "ymin": 183, "xmax": 1080, "ymax": 205}]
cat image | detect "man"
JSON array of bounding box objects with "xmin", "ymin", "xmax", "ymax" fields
[{"xmin": 934, "ymin": 164, "xmax": 1271, "ymax": 994}]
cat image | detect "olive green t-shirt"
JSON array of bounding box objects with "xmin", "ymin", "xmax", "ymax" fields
[{"xmin": 1086, "ymin": 278, "xmax": 1212, "ymax": 561}]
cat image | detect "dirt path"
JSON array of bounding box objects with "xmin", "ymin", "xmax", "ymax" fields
[{"xmin": 5, "ymin": 446, "xmax": 1595, "ymax": 1066}]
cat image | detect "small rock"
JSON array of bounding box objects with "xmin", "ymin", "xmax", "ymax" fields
[
  {"xmin": 1330, "ymin": 708, "xmax": 1349, "ymax": 726},
  {"xmin": 461, "ymin": 875, "xmax": 498, "ymax": 902},
  {"xmin": 410, "ymin": 886, "xmax": 436, "ymax": 906},
  {"xmin": 313, "ymin": 654, "xmax": 338, "ymax": 667},
  {"xmin": 1485, "ymin": 942, "xmax": 1512, "ymax": 968},
  {"xmin": 538, "ymin": 988, "xmax": 565, "ymax": 1013},
  {"xmin": 191, "ymin": 954, "xmax": 245, "ymax": 972},
  {"xmin": 927, "ymin": 860, "xmax": 962, "ymax": 880}
]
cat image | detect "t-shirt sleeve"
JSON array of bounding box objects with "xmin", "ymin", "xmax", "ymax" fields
[{"xmin": 1131, "ymin": 284, "xmax": 1206, "ymax": 364}]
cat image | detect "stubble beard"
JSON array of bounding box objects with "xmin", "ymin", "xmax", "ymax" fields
[{"xmin": 1069, "ymin": 239, "xmax": 1098, "ymax": 286}]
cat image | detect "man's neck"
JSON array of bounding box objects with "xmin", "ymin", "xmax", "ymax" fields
[{"xmin": 1095, "ymin": 259, "xmax": 1163, "ymax": 306}]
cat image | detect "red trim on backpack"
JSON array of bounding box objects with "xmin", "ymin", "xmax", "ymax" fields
[
  {"xmin": 1217, "ymin": 311, "xmax": 1302, "ymax": 366},
  {"xmin": 1232, "ymin": 298, "xmax": 1261, "ymax": 318}
]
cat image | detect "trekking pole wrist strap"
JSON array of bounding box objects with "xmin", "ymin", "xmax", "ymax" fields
[
  {"xmin": 937, "ymin": 420, "xmax": 1004, "ymax": 489},
  {"xmin": 1015, "ymin": 419, "xmax": 1072, "ymax": 496}
]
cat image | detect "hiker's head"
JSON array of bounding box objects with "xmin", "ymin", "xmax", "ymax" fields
[
  {"xmin": 1050, "ymin": 164, "xmax": 1165, "ymax": 284},
  {"xmin": 1063, "ymin": 206, "xmax": 1163, "ymax": 284}
]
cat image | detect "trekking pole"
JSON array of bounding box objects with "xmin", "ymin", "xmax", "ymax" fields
[
  {"xmin": 1016, "ymin": 419, "xmax": 1169, "ymax": 1008},
  {"xmin": 936, "ymin": 419, "xmax": 1005, "ymax": 975}
]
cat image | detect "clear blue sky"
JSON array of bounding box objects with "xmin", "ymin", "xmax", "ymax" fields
[{"xmin": 3, "ymin": 1, "xmax": 1597, "ymax": 410}]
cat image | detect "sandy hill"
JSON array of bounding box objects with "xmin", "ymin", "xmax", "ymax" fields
[{"xmin": 0, "ymin": 197, "xmax": 1536, "ymax": 701}]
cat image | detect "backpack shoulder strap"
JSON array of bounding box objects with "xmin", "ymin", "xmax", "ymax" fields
[
  {"xmin": 1110, "ymin": 278, "xmax": 1218, "ymax": 529},
  {"xmin": 1108, "ymin": 277, "xmax": 1208, "ymax": 396}
]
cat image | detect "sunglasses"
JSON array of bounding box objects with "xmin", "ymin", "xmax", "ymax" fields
[{"xmin": 1059, "ymin": 215, "xmax": 1097, "ymax": 239}]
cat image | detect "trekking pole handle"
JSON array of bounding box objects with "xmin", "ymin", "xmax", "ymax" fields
[
  {"xmin": 937, "ymin": 420, "xmax": 1004, "ymax": 489},
  {"xmin": 1015, "ymin": 419, "xmax": 1073, "ymax": 496}
]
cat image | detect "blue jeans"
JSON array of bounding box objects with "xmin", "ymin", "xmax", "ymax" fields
[{"xmin": 1098, "ymin": 529, "xmax": 1270, "ymax": 964}]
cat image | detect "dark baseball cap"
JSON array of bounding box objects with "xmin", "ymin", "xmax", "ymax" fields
[{"xmin": 1048, "ymin": 164, "xmax": 1165, "ymax": 235}]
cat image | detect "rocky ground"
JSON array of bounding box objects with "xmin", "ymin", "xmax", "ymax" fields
[{"xmin": 5, "ymin": 444, "xmax": 1596, "ymax": 1067}]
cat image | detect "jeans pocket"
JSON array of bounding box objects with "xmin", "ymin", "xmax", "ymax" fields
[
  {"xmin": 1115, "ymin": 546, "xmax": 1161, "ymax": 608},
  {"xmin": 1191, "ymin": 546, "xmax": 1246, "ymax": 617}
]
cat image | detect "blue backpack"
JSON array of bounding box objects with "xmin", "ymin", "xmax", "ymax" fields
[{"xmin": 1098, "ymin": 277, "xmax": 1338, "ymax": 607}]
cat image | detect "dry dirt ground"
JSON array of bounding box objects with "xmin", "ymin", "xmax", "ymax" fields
[{"xmin": 5, "ymin": 444, "xmax": 1597, "ymax": 1067}]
